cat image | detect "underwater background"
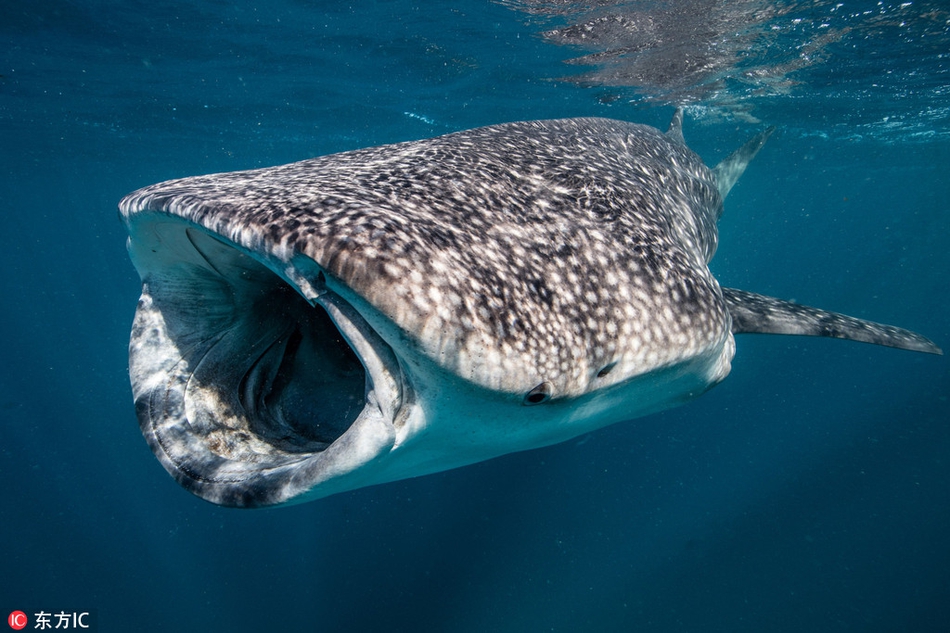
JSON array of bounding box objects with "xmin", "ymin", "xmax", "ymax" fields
[{"xmin": 2, "ymin": 1, "xmax": 948, "ymax": 631}]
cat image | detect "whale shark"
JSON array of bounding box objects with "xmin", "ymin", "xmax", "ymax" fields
[{"xmin": 120, "ymin": 111, "xmax": 941, "ymax": 507}]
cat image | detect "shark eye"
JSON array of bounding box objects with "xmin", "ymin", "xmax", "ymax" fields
[
  {"xmin": 523, "ymin": 382, "xmax": 552, "ymax": 406},
  {"xmin": 597, "ymin": 362, "xmax": 617, "ymax": 378}
]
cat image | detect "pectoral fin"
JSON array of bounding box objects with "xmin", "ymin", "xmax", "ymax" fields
[{"xmin": 722, "ymin": 288, "xmax": 942, "ymax": 354}]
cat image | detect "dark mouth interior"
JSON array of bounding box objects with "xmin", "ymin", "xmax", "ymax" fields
[
  {"xmin": 177, "ymin": 228, "xmax": 369, "ymax": 456},
  {"xmin": 239, "ymin": 282, "xmax": 366, "ymax": 451}
]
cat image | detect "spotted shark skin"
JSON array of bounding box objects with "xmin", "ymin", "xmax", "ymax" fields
[{"xmin": 120, "ymin": 113, "xmax": 940, "ymax": 507}]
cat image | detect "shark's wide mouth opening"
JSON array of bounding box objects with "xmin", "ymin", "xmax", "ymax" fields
[
  {"xmin": 128, "ymin": 222, "xmax": 402, "ymax": 504},
  {"xmin": 235, "ymin": 279, "xmax": 366, "ymax": 452}
]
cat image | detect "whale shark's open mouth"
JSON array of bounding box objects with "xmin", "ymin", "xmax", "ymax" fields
[{"xmin": 128, "ymin": 221, "xmax": 401, "ymax": 506}]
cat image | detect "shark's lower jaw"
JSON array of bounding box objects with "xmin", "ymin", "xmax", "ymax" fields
[{"xmin": 128, "ymin": 222, "xmax": 400, "ymax": 507}]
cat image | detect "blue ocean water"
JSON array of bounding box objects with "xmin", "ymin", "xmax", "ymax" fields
[{"xmin": 1, "ymin": 1, "xmax": 948, "ymax": 631}]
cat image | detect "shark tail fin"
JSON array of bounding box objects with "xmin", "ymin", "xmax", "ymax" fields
[
  {"xmin": 722, "ymin": 288, "xmax": 942, "ymax": 355},
  {"xmin": 713, "ymin": 126, "xmax": 775, "ymax": 199},
  {"xmin": 666, "ymin": 108, "xmax": 685, "ymax": 145}
]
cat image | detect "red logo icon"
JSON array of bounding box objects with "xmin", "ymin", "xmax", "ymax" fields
[{"xmin": 7, "ymin": 611, "xmax": 27, "ymax": 631}]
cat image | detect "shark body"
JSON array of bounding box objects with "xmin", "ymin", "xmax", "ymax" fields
[{"xmin": 120, "ymin": 113, "xmax": 940, "ymax": 507}]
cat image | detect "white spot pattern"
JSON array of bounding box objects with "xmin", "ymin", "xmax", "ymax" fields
[{"xmin": 120, "ymin": 118, "xmax": 731, "ymax": 397}]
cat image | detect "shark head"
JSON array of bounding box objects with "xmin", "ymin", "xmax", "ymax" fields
[{"xmin": 121, "ymin": 114, "xmax": 939, "ymax": 507}]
